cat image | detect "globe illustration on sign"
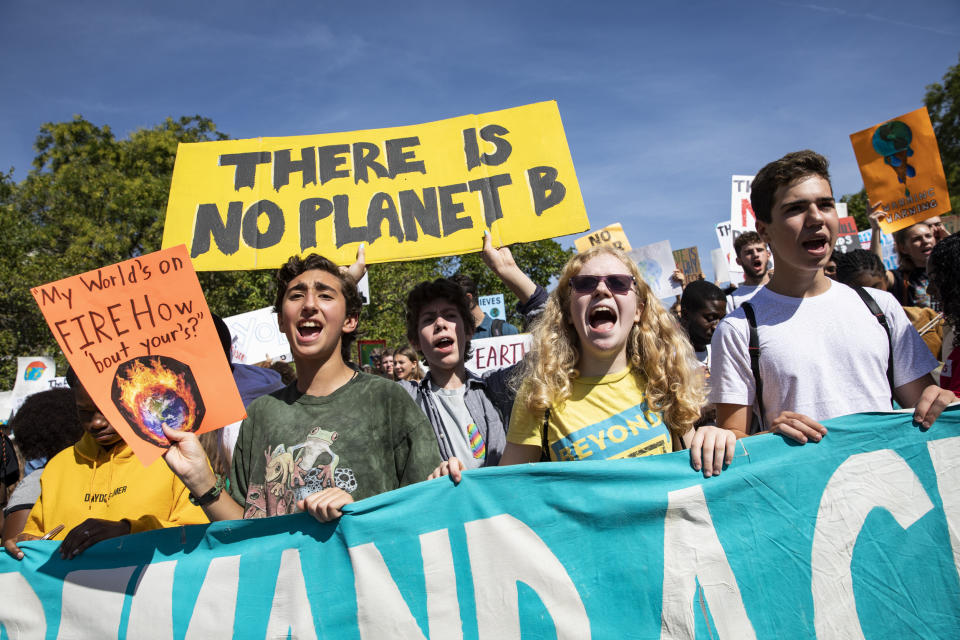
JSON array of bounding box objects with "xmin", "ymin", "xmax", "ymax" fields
[
  {"xmin": 111, "ymin": 356, "xmax": 204, "ymax": 447},
  {"xmin": 24, "ymin": 361, "xmax": 47, "ymax": 381}
]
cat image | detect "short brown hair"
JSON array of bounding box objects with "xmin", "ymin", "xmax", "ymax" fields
[
  {"xmin": 405, "ymin": 279, "xmax": 475, "ymax": 360},
  {"xmin": 751, "ymin": 150, "xmax": 832, "ymax": 223},
  {"xmin": 733, "ymin": 231, "xmax": 765, "ymax": 259},
  {"xmin": 273, "ymin": 254, "xmax": 362, "ymax": 362}
]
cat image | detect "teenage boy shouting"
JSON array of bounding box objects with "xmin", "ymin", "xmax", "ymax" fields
[
  {"xmin": 710, "ymin": 150, "xmax": 955, "ymax": 442},
  {"xmin": 727, "ymin": 231, "xmax": 772, "ymax": 311},
  {"xmin": 164, "ymin": 251, "xmax": 441, "ymax": 522},
  {"xmin": 402, "ymin": 234, "xmax": 546, "ymax": 473}
]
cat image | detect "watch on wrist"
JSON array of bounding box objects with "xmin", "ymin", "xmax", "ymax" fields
[{"xmin": 189, "ymin": 474, "xmax": 225, "ymax": 507}]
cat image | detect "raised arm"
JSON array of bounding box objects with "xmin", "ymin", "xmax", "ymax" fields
[{"xmin": 481, "ymin": 232, "xmax": 537, "ymax": 304}]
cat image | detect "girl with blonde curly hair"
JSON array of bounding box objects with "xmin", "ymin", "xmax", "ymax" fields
[
  {"xmin": 498, "ymin": 246, "xmax": 735, "ymax": 474},
  {"xmin": 430, "ymin": 246, "xmax": 736, "ymax": 483}
]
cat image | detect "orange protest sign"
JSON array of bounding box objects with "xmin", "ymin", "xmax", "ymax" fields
[
  {"xmin": 30, "ymin": 245, "xmax": 245, "ymax": 465},
  {"xmin": 850, "ymin": 107, "xmax": 952, "ymax": 233}
]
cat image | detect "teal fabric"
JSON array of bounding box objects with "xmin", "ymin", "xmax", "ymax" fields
[{"xmin": 3, "ymin": 406, "xmax": 959, "ymax": 639}]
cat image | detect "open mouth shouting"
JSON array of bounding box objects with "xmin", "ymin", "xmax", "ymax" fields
[
  {"xmin": 296, "ymin": 320, "xmax": 323, "ymax": 343},
  {"xmin": 588, "ymin": 305, "xmax": 618, "ymax": 333},
  {"xmin": 432, "ymin": 335, "xmax": 456, "ymax": 354},
  {"xmin": 801, "ymin": 234, "xmax": 830, "ymax": 258}
]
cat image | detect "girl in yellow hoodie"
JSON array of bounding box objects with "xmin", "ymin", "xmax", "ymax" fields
[{"xmin": 4, "ymin": 373, "xmax": 208, "ymax": 560}]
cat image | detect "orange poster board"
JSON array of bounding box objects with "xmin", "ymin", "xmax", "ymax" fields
[
  {"xmin": 850, "ymin": 107, "xmax": 952, "ymax": 233},
  {"xmin": 31, "ymin": 245, "xmax": 245, "ymax": 465}
]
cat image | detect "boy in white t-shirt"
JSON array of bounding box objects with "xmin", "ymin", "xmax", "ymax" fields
[{"xmin": 710, "ymin": 150, "xmax": 955, "ymax": 442}]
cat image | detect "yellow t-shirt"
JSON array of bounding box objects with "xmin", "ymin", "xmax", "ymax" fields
[{"xmin": 508, "ymin": 369, "xmax": 674, "ymax": 461}]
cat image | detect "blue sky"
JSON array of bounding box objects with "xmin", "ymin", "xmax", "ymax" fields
[{"xmin": 2, "ymin": 0, "xmax": 958, "ymax": 280}]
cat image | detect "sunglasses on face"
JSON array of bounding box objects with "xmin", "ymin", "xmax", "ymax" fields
[{"xmin": 569, "ymin": 274, "xmax": 636, "ymax": 294}]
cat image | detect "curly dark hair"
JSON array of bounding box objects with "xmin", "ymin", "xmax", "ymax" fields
[
  {"xmin": 835, "ymin": 249, "xmax": 885, "ymax": 286},
  {"xmin": 405, "ymin": 279, "xmax": 476, "ymax": 360},
  {"xmin": 273, "ymin": 254, "xmax": 362, "ymax": 362},
  {"xmin": 751, "ymin": 150, "xmax": 832, "ymax": 223},
  {"xmin": 928, "ymin": 232, "xmax": 960, "ymax": 348},
  {"xmin": 10, "ymin": 388, "xmax": 83, "ymax": 461}
]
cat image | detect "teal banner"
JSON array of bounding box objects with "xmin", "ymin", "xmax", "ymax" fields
[{"xmin": 2, "ymin": 407, "xmax": 960, "ymax": 639}]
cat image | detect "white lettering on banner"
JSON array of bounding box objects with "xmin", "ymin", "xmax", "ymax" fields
[
  {"xmin": 660, "ymin": 485, "xmax": 756, "ymax": 640},
  {"xmin": 185, "ymin": 555, "xmax": 241, "ymax": 640},
  {"xmin": 927, "ymin": 437, "xmax": 960, "ymax": 578},
  {"xmin": 59, "ymin": 567, "xmax": 137, "ymax": 639},
  {"xmin": 127, "ymin": 560, "xmax": 177, "ymax": 639},
  {"xmin": 811, "ymin": 450, "xmax": 934, "ymax": 640},
  {"xmin": 266, "ymin": 549, "xmax": 318, "ymax": 640},
  {"xmin": 466, "ymin": 514, "xmax": 590, "ymax": 640},
  {"xmin": 351, "ymin": 529, "xmax": 462, "ymax": 639},
  {"xmin": 0, "ymin": 572, "xmax": 45, "ymax": 640}
]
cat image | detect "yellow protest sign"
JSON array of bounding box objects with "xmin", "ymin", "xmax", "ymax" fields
[
  {"xmin": 574, "ymin": 223, "xmax": 632, "ymax": 253},
  {"xmin": 162, "ymin": 101, "xmax": 588, "ymax": 270},
  {"xmin": 850, "ymin": 107, "xmax": 952, "ymax": 233}
]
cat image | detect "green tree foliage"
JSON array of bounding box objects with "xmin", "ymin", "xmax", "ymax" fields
[
  {"xmin": 925, "ymin": 52, "xmax": 960, "ymax": 213},
  {"xmin": 840, "ymin": 188, "xmax": 870, "ymax": 230},
  {"xmin": 0, "ymin": 115, "xmax": 277, "ymax": 387}
]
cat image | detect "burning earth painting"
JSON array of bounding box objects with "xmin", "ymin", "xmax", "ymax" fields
[{"xmin": 111, "ymin": 356, "xmax": 205, "ymax": 447}]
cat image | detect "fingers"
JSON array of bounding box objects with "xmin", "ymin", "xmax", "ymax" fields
[
  {"xmin": 299, "ymin": 489, "xmax": 354, "ymax": 523},
  {"xmin": 4, "ymin": 538, "xmax": 24, "ymax": 560},
  {"xmin": 60, "ymin": 519, "xmax": 130, "ymax": 560},
  {"xmin": 427, "ymin": 457, "xmax": 465, "ymax": 483},
  {"xmin": 690, "ymin": 427, "xmax": 734, "ymax": 477},
  {"xmin": 342, "ymin": 243, "xmax": 367, "ymax": 282},
  {"xmin": 913, "ymin": 385, "xmax": 956, "ymax": 429},
  {"xmin": 769, "ymin": 411, "xmax": 826, "ymax": 444}
]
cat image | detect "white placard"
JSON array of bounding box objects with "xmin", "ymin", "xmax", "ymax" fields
[
  {"xmin": 711, "ymin": 248, "xmax": 730, "ymax": 284},
  {"xmin": 12, "ymin": 356, "xmax": 56, "ymax": 404},
  {"xmin": 465, "ymin": 334, "xmax": 532, "ymax": 374},
  {"xmin": 358, "ymin": 273, "xmax": 370, "ymax": 306},
  {"xmin": 223, "ymin": 306, "xmax": 292, "ymax": 364},
  {"xmin": 628, "ymin": 241, "xmax": 683, "ymax": 299},
  {"xmin": 477, "ymin": 294, "xmax": 506, "ymax": 320}
]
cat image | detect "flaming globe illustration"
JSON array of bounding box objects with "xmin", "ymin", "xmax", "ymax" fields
[
  {"xmin": 871, "ymin": 120, "xmax": 916, "ymax": 195},
  {"xmin": 111, "ymin": 356, "xmax": 204, "ymax": 447}
]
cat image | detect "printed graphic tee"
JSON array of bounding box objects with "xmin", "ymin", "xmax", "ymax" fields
[
  {"xmin": 508, "ymin": 369, "xmax": 674, "ymax": 461},
  {"xmin": 229, "ymin": 373, "xmax": 442, "ymax": 518},
  {"xmin": 430, "ymin": 383, "xmax": 487, "ymax": 470}
]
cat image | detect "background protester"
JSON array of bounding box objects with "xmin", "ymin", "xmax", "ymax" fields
[
  {"xmin": 450, "ymin": 273, "xmax": 520, "ymax": 338},
  {"xmin": 835, "ymin": 249, "xmax": 888, "ymax": 290},
  {"xmin": 928, "ymin": 233, "xmax": 959, "ymax": 393},
  {"xmin": 823, "ymin": 254, "xmax": 838, "ymax": 280},
  {"xmin": 1, "ymin": 388, "xmax": 83, "ymax": 552},
  {"xmin": 495, "ymin": 246, "xmax": 733, "ymax": 476},
  {"xmin": 727, "ymin": 231, "xmax": 771, "ymax": 311},
  {"xmin": 392, "ymin": 345, "xmax": 423, "ymax": 382},
  {"xmin": 4, "ymin": 369, "xmax": 208, "ymax": 560},
  {"xmin": 680, "ymin": 280, "xmax": 727, "ymax": 373},
  {"xmin": 869, "ymin": 205, "xmax": 939, "ymax": 309}
]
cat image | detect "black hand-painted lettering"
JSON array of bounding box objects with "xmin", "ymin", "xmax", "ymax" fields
[
  {"xmin": 438, "ymin": 183, "xmax": 473, "ymax": 236},
  {"xmin": 241, "ymin": 200, "xmax": 286, "ymax": 249},
  {"xmin": 386, "ymin": 137, "xmax": 426, "ymax": 178},
  {"xmin": 366, "ymin": 193, "xmax": 405, "ymax": 244},
  {"xmin": 273, "ymin": 147, "xmax": 317, "ymax": 191},
  {"xmin": 191, "ymin": 202, "xmax": 243, "ymax": 257},
  {"xmin": 220, "ymin": 152, "xmax": 272, "ymax": 190},
  {"xmin": 333, "ymin": 195, "xmax": 367, "ymax": 249},
  {"xmin": 352, "ymin": 142, "xmax": 390, "ymax": 184},
  {"xmin": 398, "ymin": 188, "xmax": 442, "ymax": 242},
  {"xmin": 299, "ymin": 198, "xmax": 334, "ymax": 251},
  {"xmin": 527, "ymin": 166, "xmax": 566, "ymax": 216},
  {"xmin": 317, "ymin": 145, "xmax": 351, "ymax": 185},
  {"xmin": 468, "ymin": 173, "xmax": 512, "ymax": 227}
]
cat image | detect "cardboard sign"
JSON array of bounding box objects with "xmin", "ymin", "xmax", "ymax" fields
[
  {"xmin": 850, "ymin": 107, "xmax": 952, "ymax": 233},
  {"xmin": 162, "ymin": 101, "xmax": 589, "ymax": 270},
  {"xmin": 832, "ymin": 213, "xmax": 860, "ymax": 255},
  {"xmin": 357, "ymin": 272, "xmax": 370, "ymax": 306},
  {"xmin": 223, "ymin": 306, "xmax": 292, "ymax": 364},
  {"xmin": 574, "ymin": 223, "xmax": 632, "ymax": 253},
  {"xmin": 30, "ymin": 246, "xmax": 245, "ymax": 465},
  {"xmin": 941, "ymin": 214, "xmax": 959, "ymax": 235},
  {"xmin": 477, "ymin": 294, "xmax": 506, "ymax": 320},
  {"xmin": 672, "ymin": 246, "xmax": 702, "ymax": 281},
  {"xmin": 711, "ymin": 247, "xmax": 730, "ymax": 284},
  {"xmin": 715, "ymin": 220, "xmax": 743, "ymax": 283},
  {"xmin": 465, "ymin": 334, "xmax": 532, "ymax": 374},
  {"xmin": 3, "ymin": 408, "xmax": 959, "ymax": 639},
  {"xmin": 12, "ymin": 356, "xmax": 56, "ymax": 402},
  {"xmin": 858, "ymin": 228, "xmax": 898, "ymax": 270},
  {"xmin": 357, "ymin": 340, "xmax": 386, "ymax": 369},
  {"xmin": 0, "ymin": 391, "xmax": 12, "ymax": 426},
  {"xmin": 629, "ymin": 241, "xmax": 682, "ymax": 299},
  {"xmin": 730, "ymin": 175, "xmax": 756, "ymax": 234}
]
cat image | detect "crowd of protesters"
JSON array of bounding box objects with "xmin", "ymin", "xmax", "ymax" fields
[{"xmin": 1, "ymin": 149, "xmax": 957, "ymax": 560}]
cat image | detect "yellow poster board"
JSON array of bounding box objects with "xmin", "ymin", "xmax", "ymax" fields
[
  {"xmin": 574, "ymin": 223, "xmax": 632, "ymax": 253},
  {"xmin": 850, "ymin": 107, "xmax": 952, "ymax": 233},
  {"xmin": 162, "ymin": 101, "xmax": 589, "ymax": 270}
]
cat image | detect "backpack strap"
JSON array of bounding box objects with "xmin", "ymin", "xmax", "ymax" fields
[
  {"xmin": 741, "ymin": 302, "xmax": 765, "ymax": 431},
  {"xmin": 540, "ymin": 407, "xmax": 552, "ymax": 461},
  {"xmin": 851, "ymin": 285, "xmax": 895, "ymax": 408},
  {"xmin": 491, "ymin": 318, "xmax": 504, "ymax": 337}
]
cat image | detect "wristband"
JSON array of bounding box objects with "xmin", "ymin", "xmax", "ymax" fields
[{"xmin": 189, "ymin": 475, "xmax": 225, "ymax": 507}]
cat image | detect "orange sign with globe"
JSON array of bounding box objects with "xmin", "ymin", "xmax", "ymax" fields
[
  {"xmin": 31, "ymin": 245, "xmax": 245, "ymax": 464},
  {"xmin": 850, "ymin": 107, "xmax": 952, "ymax": 233}
]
